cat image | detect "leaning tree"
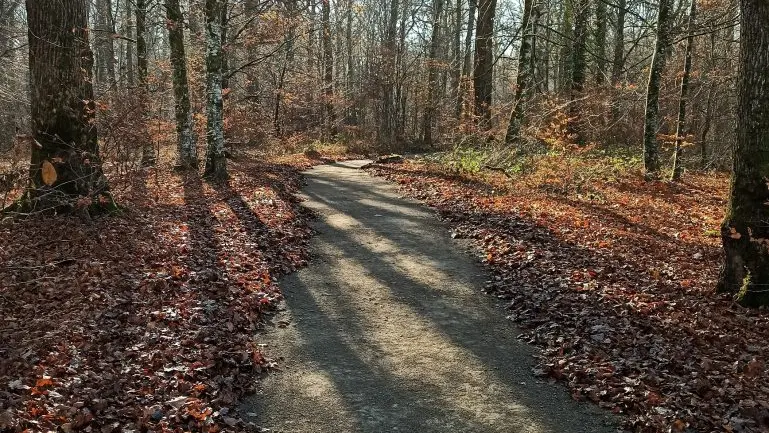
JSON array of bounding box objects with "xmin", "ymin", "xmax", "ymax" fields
[
  {"xmin": 717, "ymin": 0, "xmax": 769, "ymax": 306},
  {"xmin": 18, "ymin": 0, "xmax": 112, "ymax": 213}
]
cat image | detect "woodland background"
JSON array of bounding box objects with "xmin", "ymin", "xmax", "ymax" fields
[{"xmin": 0, "ymin": 0, "xmax": 740, "ymax": 180}]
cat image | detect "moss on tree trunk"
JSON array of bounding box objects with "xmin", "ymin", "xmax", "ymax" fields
[
  {"xmin": 718, "ymin": 0, "xmax": 769, "ymax": 307},
  {"xmin": 17, "ymin": 0, "xmax": 113, "ymax": 215}
]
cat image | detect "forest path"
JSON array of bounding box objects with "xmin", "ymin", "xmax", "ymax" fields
[{"xmin": 242, "ymin": 160, "xmax": 618, "ymax": 433}]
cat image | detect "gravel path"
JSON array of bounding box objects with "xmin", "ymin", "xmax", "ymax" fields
[{"xmin": 242, "ymin": 160, "xmax": 619, "ymax": 433}]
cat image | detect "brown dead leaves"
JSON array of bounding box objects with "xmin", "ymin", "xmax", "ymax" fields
[
  {"xmin": 370, "ymin": 160, "xmax": 769, "ymax": 433},
  {"xmin": 0, "ymin": 157, "xmax": 315, "ymax": 432}
]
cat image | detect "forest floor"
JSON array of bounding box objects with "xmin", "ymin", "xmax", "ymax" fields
[
  {"xmin": 3, "ymin": 149, "xmax": 768, "ymax": 433},
  {"xmin": 0, "ymin": 152, "xmax": 334, "ymax": 432},
  {"xmin": 241, "ymin": 160, "xmax": 617, "ymax": 433},
  {"xmin": 367, "ymin": 154, "xmax": 769, "ymax": 433}
]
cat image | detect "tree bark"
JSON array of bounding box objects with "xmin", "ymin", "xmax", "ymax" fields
[
  {"xmin": 567, "ymin": 0, "xmax": 589, "ymax": 144},
  {"xmin": 558, "ymin": 0, "xmax": 573, "ymax": 93},
  {"xmin": 136, "ymin": 0, "xmax": 147, "ymax": 84},
  {"xmin": 642, "ymin": 0, "xmax": 673, "ymax": 179},
  {"xmin": 204, "ymin": 0, "xmax": 228, "ymax": 180},
  {"xmin": 136, "ymin": 0, "xmax": 155, "ymax": 165},
  {"xmin": 22, "ymin": 0, "xmax": 111, "ymax": 212},
  {"xmin": 124, "ymin": 2, "xmax": 135, "ymax": 86},
  {"xmin": 451, "ymin": 0, "xmax": 462, "ymax": 118},
  {"xmin": 670, "ymin": 0, "xmax": 696, "ymax": 181},
  {"xmin": 321, "ymin": 0, "xmax": 337, "ymax": 139},
  {"xmin": 717, "ymin": 0, "xmax": 769, "ymax": 306},
  {"xmin": 166, "ymin": 0, "xmax": 198, "ymax": 169},
  {"xmin": 504, "ymin": 0, "xmax": 535, "ymax": 143},
  {"xmin": 94, "ymin": 0, "xmax": 116, "ymax": 88},
  {"xmin": 379, "ymin": 0, "xmax": 398, "ymax": 147},
  {"xmin": 423, "ymin": 0, "xmax": 445, "ymax": 146},
  {"xmin": 345, "ymin": 0, "xmax": 357, "ymax": 124},
  {"xmin": 594, "ymin": 0, "xmax": 607, "ymax": 85},
  {"xmin": 458, "ymin": 0, "xmax": 475, "ymax": 118},
  {"xmin": 610, "ymin": 0, "xmax": 626, "ymax": 86},
  {"xmin": 220, "ymin": 1, "xmax": 230, "ymax": 92},
  {"xmin": 473, "ymin": 0, "xmax": 496, "ymax": 127}
]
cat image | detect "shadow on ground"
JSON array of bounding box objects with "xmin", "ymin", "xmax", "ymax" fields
[{"xmin": 242, "ymin": 161, "xmax": 618, "ymax": 433}]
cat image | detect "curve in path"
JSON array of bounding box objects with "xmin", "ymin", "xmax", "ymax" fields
[{"xmin": 242, "ymin": 160, "xmax": 618, "ymax": 433}]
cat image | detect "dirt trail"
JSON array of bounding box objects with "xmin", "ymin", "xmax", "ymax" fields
[{"xmin": 242, "ymin": 160, "xmax": 618, "ymax": 433}]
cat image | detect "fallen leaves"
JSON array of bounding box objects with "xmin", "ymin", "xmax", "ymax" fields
[
  {"xmin": 0, "ymin": 156, "xmax": 316, "ymax": 432},
  {"xmin": 369, "ymin": 159, "xmax": 769, "ymax": 433}
]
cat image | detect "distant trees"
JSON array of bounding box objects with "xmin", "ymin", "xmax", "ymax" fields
[
  {"xmin": 22, "ymin": 0, "xmax": 111, "ymax": 211},
  {"xmin": 718, "ymin": 0, "xmax": 769, "ymax": 306},
  {"xmin": 0, "ymin": 0, "xmax": 751, "ymax": 215}
]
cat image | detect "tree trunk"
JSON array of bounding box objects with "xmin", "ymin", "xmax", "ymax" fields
[
  {"xmin": 718, "ymin": 0, "xmax": 769, "ymax": 306},
  {"xmin": 321, "ymin": 0, "xmax": 336, "ymax": 139},
  {"xmin": 459, "ymin": 0, "xmax": 475, "ymax": 117},
  {"xmin": 136, "ymin": 0, "xmax": 147, "ymax": 84},
  {"xmin": 504, "ymin": 0, "xmax": 535, "ymax": 143},
  {"xmin": 558, "ymin": 0, "xmax": 573, "ymax": 93},
  {"xmin": 379, "ymin": 0, "xmax": 398, "ymax": 147},
  {"xmin": 451, "ymin": 0, "xmax": 462, "ymax": 118},
  {"xmin": 166, "ymin": 0, "xmax": 198, "ymax": 169},
  {"xmin": 220, "ymin": 1, "xmax": 230, "ymax": 91},
  {"xmin": 530, "ymin": 0, "xmax": 540, "ymax": 92},
  {"xmin": 610, "ymin": 0, "xmax": 626, "ymax": 86},
  {"xmin": 642, "ymin": 0, "xmax": 673, "ymax": 179},
  {"xmin": 423, "ymin": 0, "xmax": 445, "ymax": 146},
  {"xmin": 124, "ymin": 2, "xmax": 135, "ymax": 86},
  {"xmin": 345, "ymin": 0, "xmax": 357, "ymax": 124},
  {"xmin": 540, "ymin": 0, "xmax": 551, "ymax": 92},
  {"xmin": 670, "ymin": 0, "xmax": 696, "ymax": 181},
  {"xmin": 204, "ymin": 0, "xmax": 228, "ymax": 180},
  {"xmin": 567, "ymin": 0, "xmax": 589, "ymax": 144},
  {"xmin": 21, "ymin": 0, "xmax": 111, "ymax": 213},
  {"xmin": 473, "ymin": 0, "xmax": 496, "ymax": 127},
  {"xmin": 594, "ymin": 0, "xmax": 607, "ymax": 85},
  {"xmin": 136, "ymin": 0, "xmax": 155, "ymax": 165},
  {"xmin": 94, "ymin": 0, "xmax": 116, "ymax": 88}
]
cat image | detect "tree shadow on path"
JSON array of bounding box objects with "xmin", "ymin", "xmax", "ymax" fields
[{"xmin": 246, "ymin": 164, "xmax": 618, "ymax": 433}]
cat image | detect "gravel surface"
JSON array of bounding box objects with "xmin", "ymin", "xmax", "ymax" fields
[{"xmin": 241, "ymin": 160, "xmax": 619, "ymax": 433}]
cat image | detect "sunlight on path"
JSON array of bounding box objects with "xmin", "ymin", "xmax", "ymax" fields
[{"xmin": 241, "ymin": 160, "xmax": 618, "ymax": 433}]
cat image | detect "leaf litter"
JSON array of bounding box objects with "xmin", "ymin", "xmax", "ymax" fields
[
  {"xmin": 369, "ymin": 160, "xmax": 769, "ymax": 433},
  {"xmin": 0, "ymin": 155, "xmax": 322, "ymax": 432}
]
